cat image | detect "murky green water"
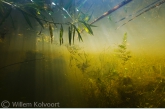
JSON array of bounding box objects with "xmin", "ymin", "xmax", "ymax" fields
[{"xmin": 0, "ymin": 0, "xmax": 165, "ymax": 107}]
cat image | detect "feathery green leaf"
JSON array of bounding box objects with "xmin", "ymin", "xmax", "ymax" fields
[
  {"xmin": 60, "ymin": 24, "xmax": 63, "ymax": 45},
  {"xmin": 49, "ymin": 23, "xmax": 53, "ymax": 43},
  {"xmin": 73, "ymin": 27, "xmax": 76, "ymax": 44},
  {"xmin": 72, "ymin": 24, "xmax": 83, "ymax": 42},
  {"xmin": 79, "ymin": 21, "xmax": 93, "ymax": 35}
]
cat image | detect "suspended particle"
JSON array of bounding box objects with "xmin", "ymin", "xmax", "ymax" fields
[{"xmin": 52, "ymin": 2, "xmax": 56, "ymax": 5}]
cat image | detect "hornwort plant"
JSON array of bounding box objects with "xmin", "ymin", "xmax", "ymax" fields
[{"xmin": 115, "ymin": 33, "xmax": 131, "ymax": 65}]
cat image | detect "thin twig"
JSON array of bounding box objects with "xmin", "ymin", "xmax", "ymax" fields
[
  {"xmin": 0, "ymin": 58, "xmax": 45, "ymax": 70},
  {"xmin": 115, "ymin": 0, "xmax": 162, "ymax": 23},
  {"xmin": 116, "ymin": 0, "xmax": 165, "ymax": 30}
]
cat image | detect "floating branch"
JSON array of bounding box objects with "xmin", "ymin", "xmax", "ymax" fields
[
  {"xmin": 80, "ymin": 0, "xmax": 133, "ymax": 33},
  {"xmin": 90, "ymin": 0, "xmax": 133, "ymax": 25},
  {"xmin": 116, "ymin": 0, "xmax": 165, "ymax": 29}
]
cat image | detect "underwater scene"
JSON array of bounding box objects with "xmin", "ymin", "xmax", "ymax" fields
[{"xmin": 0, "ymin": 0, "xmax": 165, "ymax": 108}]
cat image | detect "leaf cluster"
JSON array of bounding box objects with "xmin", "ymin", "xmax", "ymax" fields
[{"xmin": 0, "ymin": 0, "xmax": 95, "ymax": 45}]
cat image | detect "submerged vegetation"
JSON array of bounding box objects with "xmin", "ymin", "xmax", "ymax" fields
[
  {"xmin": 1, "ymin": 0, "xmax": 165, "ymax": 108},
  {"xmin": 0, "ymin": 0, "xmax": 96, "ymax": 44},
  {"xmin": 66, "ymin": 42, "xmax": 165, "ymax": 107},
  {"xmin": 115, "ymin": 33, "xmax": 131, "ymax": 65}
]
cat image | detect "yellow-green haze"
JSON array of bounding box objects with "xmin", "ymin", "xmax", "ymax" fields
[{"xmin": 0, "ymin": 0, "xmax": 165, "ymax": 108}]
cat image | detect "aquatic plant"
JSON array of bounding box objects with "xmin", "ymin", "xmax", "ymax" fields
[
  {"xmin": 66, "ymin": 45, "xmax": 90, "ymax": 72},
  {"xmin": 0, "ymin": 0, "xmax": 95, "ymax": 44},
  {"xmin": 80, "ymin": 52, "xmax": 165, "ymax": 107},
  {"xmin": 0, "ymin": 0, "xmax": 137, "ymax": 45},
  {"xmin": 115, "ymin": 33, "xmax": 131, "ymax": 65},
  {"xmin": 1, "ymin": 0, "xmax": 163, "ymax": 44}
]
